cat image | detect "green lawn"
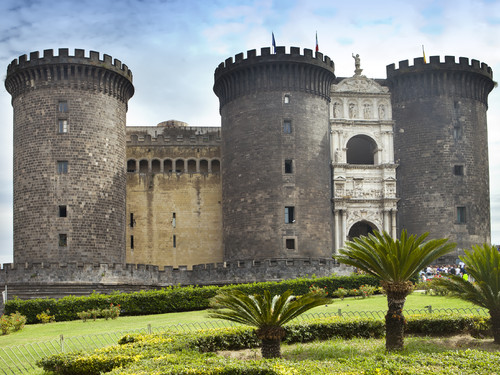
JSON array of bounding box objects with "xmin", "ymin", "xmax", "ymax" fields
[{"xmin": 0, "ymin": 293, "xmax": 483, "ymax": 348}]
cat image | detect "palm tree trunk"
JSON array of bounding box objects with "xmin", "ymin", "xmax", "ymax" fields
[
  {"xmin": 261, "ymin": 338, "xmax": 282, "ymax": 358},
  {"xmin": 491, "ymin": 309, "xmax": 500, "ymax": 345},
  {"xmin": 385, "ymin": 291, "xmax": 408, "ymax": 351}
]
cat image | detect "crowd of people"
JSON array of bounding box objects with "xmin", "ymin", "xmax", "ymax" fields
[{"xmin": 420, "ymin": 263, "xmax": 470, "ymax": 282}]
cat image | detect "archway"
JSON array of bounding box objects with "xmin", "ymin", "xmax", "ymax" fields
[
  {"xmin": 348, "ymin": 221, "xmax": 377, "ymax": 241},
  {"xmin": 346, "ymin": 135, "xmax": 377, "ymax": 164}
]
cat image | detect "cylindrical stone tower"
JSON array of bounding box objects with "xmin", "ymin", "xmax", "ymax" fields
[
  {"xmin": 386, "ymin": 56, "xmax": 494, "ymax": 250},
  {"xmin": 5, "ymin": 48, "xmax": 134, "ymax": 264},
  {"xmin": 214, "ymin": 46, "xmax": 336, "ymax": 262}
]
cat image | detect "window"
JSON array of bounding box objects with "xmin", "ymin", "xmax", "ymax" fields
[
  {"xmin": 457, "ymin": 207, "xmax": 466, "ymax": 224},
  {"xmin": 284, "ymin": 95, "xmax": 290, "ymax": 104},
  {"xmin": 285, "ymin": 206, "xmax": 295, "ymax": 223},
  {"xmin": 283, "ymin": 120, "xmax": 292, "ymax": 134},
  {"xmin": 57, "ymin": 161, "xmax": 68, "ymax": 174},
  {"xmin": 130, "ymin": 213, "xmax": 134, "ymax": 227},
  {"xmin": 58, "ymin": 120, "xmax": 68, "ymax": 133},
  {"xmin": 173, "ymin": 235, "xmax": 177, "ymax": 248},
  {"xmin": 172, "ymin": 213, "xmax": 176, "ymax": 228},
  {"xmin": 285, "ymin": 238, "xmax": 295, "ymax": 249},
  {"xmin": 284, "ymin": 159, "xmax": 293, "ymax": 174},
  {"xmin": 453, "ymin": 126, "xmax": 462, "ymax": 140},
  {"xmin": 58, "ymin": 205, "xmax": 67, "ymax": 217},
  {"xmin": 130, "ymin": 235, "xmax": 134, "ymax": 249},
  {"xmin": 59, "ymin": 234, "xmax": 67, "ymax": 247},
  {"xmin": 58, "ymin": 101, "xmax": 68, "ymax": 113},
  {"xmin": 454, "ymin": 165, "xmax": 464, "ymax": 176}
]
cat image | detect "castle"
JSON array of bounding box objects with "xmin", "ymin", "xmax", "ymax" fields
[{"xmin": 0, "ymin": 47, "xmax": 494, "ymax": 299}]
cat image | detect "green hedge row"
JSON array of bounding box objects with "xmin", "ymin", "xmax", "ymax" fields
[
  {"xmin": 5, "ymin": 274, "xmax": 379, "ymax": 323},
  {"xmin": 37, "ymin": 314, "xmax": 492, "ymax": 375}
]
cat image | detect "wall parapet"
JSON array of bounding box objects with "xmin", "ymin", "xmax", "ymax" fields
[{"xmin": 0, "ymin": 259, "xmax": 349, "ymax": 299}]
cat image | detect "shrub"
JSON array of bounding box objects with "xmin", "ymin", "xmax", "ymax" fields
[
  {"xmin": 36, "ymin": 309, "xmax": 55, "ymax": 324},
  {"xmin": 333, "ymin": 287, "xmax": 348, "ymax": 300},
  {"xmin": 77, "ymin": 310, "xmax": 92, "ymax": 322},
  {"xmin": 0, "ymin": 315, "xmax": 11, "ymax": 335},
  {"xmin": 10, "ymin": 311, "xmax": 27, "ymax": 331},
  {"xmin": 101, "ymin": 304, "xmax": 121, "ymax": 320},
  {"xmin": 359, "ymin": 284, "xmax": 377, "ymax": 298}
]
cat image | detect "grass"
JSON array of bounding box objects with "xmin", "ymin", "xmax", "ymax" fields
[{"xmin": 0, "ymin": 293, "xmax": 482, "ymax": 348}]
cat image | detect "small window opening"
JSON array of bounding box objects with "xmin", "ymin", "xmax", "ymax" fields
[
  {"xmin": 285, "ymin": 206, "xmax": 295, "ymax": 223},
  {"xmin": 130, "ymin": 213, "xmax": 134, "ymax": 227},
  {"xmin": 285, "ymin": 238, "xmax": 295, "ymax": 249},
  {"xmin": 283, "ymin": 120, "xmax": 292, "ymax": 134},
  {"xmin": 172, "ymin": 213, "xmax": 176, "ymax": 228},
  {"xmin": 58, "ymin": 101, "xmax": 68, "ymax": 113},
  {"xmin": 130, "ymin": 235, "xmax": 134, "ymax": 249},
  {"xmin": 173, "ymin": 235, "xmax": 177, "ymax": 248},
  {"xmin": 58, "ymin": 205, "xmax": 67, "ymax": 217},
  {"xmin": 57, "ymin": 161, "xmax": 68, "ymax": 174},
  {"xmin": 284, "ymin": 95, "xmax": 290, "ymax": 104},
  {"xmin": 457, "ymin": 206, "xmax": 466, "ymax": 224},
  {"xmin": 454, "ymin": 165, "xmax": 464, "ymax": 176},
  {"xmin": 127, "ymin": 160, "xmax": 136, "ymax": 173},
  {"xmin": 59, "ymin": 234, "xmax": 67, "ymax": 247},
  {"xmin": 453, "ymin": 126, "xmax": 462, "ymax": 140},
  {"xmin": 285, "ymin": 159, "xmax": 293, "ymax": 174},
  {"xmin": 58, "ymin": 120, "xmax": 68, "ymax": 133}
]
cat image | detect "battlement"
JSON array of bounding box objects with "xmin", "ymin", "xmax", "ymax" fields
[
  {"xmin": 127, "ymin": 126, "xmax": 221, "ymax": 146},
  {"xmin": 7, "ymin": 48, "xmax": 133, "ymax": 79},
  {"xmin": 387, "ymin": 56, "xmax": 492, "ymax": 79},
  {"xmin": 214, "ymin": 46, "xmax": 334, "ymax": 80}
]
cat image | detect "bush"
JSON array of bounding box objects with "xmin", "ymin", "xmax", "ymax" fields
[
  {"xmin": 359, "ymin": 284, "xmax": 377, "ymax": 298},
  {"xmin": 0, "ymin": 312, "xmax": 28, "ymax": 334},
  {"xmin": 0, "ymin": 315, "xmax": 11, "ymax": 335},
  {"xmin": 101, "ymin": 304, "xmax": 121, "ymax": 320},
  {"xmin": 36, "ymin": 309, "xmax": 55, "ymax": 324}
]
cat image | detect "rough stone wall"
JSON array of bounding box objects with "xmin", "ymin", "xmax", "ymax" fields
[
  {"xmin": 214, "ymin": 47, "xmax": 336, "ymax": 261},
  {"xmin": 126, "ymin": 126, "xmax": 223, "ymax": 268},
  {"xmin": 5, "ymin": 49, "xmax": 134, "ymax": 265},
  {"xmin": 387, "ymin": 56, "xmax": 494, "ymax": 250}
]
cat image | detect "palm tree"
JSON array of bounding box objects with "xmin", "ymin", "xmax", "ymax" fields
[
  {"xmin": 334, "ymin": 230, "xmax": 455, "ymax": 351},
  {"xmin": 208, "ymin": 289, "xmax": 330, "ymax": 358},
  {"xmin": 432, "ymin": 244, "xmax": 500, "ymax": 344}
]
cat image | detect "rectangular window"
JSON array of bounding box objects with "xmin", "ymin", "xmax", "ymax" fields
[
  {"xmin": 130, "ymin": 213, "xmax": 134, "ymax": 227},
  {"xmin": 285, "ymin": 159, "xmax": 293, "ymax": 174},
  {"xmin": 457, "ymin": 206, "xmax": 466, "ymax": 224},
  {"xmin": 173, "ymin": 235, "xmax": 177, "ymax": 248},
  {"xmin": 285, "ymin": 238, "xmax": 295, "ymax": 249},
  {"xmin": 453, "ymin": 126, "xmax": 462, "ymax": 140},
  {"xmin": 130, "ymin": 235, "xmax": 134, "ymax": 249},
  {"xmin": 172, "ymin": 213, "xmax": 176, "ymax": 228},
  {"xmin": 59, "ymin": 234, "xmax": 67, "ymax": 247},
  {"xmin": 58, "ymin": 101, "xmax": 68, "ymax": 113},
  {"xmin": 284, "ymin": 95, "xmax": 290, "ymax": 104},
  {"xmin": 58, "ymin": 119, "xmax": 68, "ymax": 133},
  {"xmin": 58, "ymin": 205, "xmax": 67, "ymax": 217},
  {"xmin": 283, "ymin": 120, "xmax": 292, "ymax": 134},
  {"xmin": 57, "ymin": 161, "xmax": 68, "ymax": 174},
  {"xmin": 454, "ymin": 165, "xmax": 464, "ymax": 176},
  {"xmin": 285, "ymin": 206, "xmax": 295, "ymax": 223}
]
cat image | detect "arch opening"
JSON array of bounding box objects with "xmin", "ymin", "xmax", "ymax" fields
[{"xmin": 346, "ymin": 135, "xmax": 377, "ymax": 165}]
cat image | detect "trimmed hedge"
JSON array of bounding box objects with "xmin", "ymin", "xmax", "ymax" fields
[
  {"xmin": 6, "ymin": 274, "xmax": 379, "ymax": 323},
  {"xmin": 37, "ymin": 314, "xmax": 493, "ymax": 375}
]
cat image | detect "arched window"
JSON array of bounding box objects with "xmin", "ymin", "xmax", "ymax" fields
[
  {"xmin": 151, "ymin": 159, "xmax": 161, "ymax": 173},
  {"xmin": 127, "ymin": 159, "xmax": 136, "ymax": 173},
  {"xmin": 188, "ymin": 159, "xmax": 196, "ymax": 173},
  {"xmin": 175, "ymin": 159, "xmax": 184, "ymax": 173},
  {"xmin": 346, "ymin": 135, "xmax": 377, "ymax": 165},
  {"xmin": 211, "ymin": 159, "xmax": 220, "ymax": 174},
  {"xmin": 139, "ymin": 159, "xmax": 149, "ymax": 173},
  {"xmin": 164, "ymin": 159, "xmax": 173, "ymax": 173},
  {"xmin": 200, "ymin": 159, "xmax": 209, "ymax": 174}
]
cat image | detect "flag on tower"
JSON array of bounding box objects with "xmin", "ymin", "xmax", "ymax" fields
[
  {"xmin": 272, "ymin": 32, "xmax": 276, "ymax": 54},
  {"xmin": 422, "ymin": 45, "xmax": 427, "ymax": 63},
  {"xmin": 315, "ymin": 32, "xmax": 319, "ymax": 52}
]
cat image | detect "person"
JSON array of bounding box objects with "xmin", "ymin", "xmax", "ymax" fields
[{"xmin": 352, "ymin": 53, "xmax": 360, "ymax": 70}]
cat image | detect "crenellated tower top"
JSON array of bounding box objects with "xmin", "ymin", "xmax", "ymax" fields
[
  {"xmin": 214, "ymin": 46, "xmax": 335, "ymax": 108},
  {"xmin": 5, "ymin": 48, "xmax": 134, "ymax": 103},
  {"xmin": 386, "ymin": 56, "xmax": 494, "ymax": 105}
]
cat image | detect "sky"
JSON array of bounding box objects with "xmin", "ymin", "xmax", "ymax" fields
[{"xmin": 0, "ymin": 0, "xmax": 499, "ymax": 264}]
